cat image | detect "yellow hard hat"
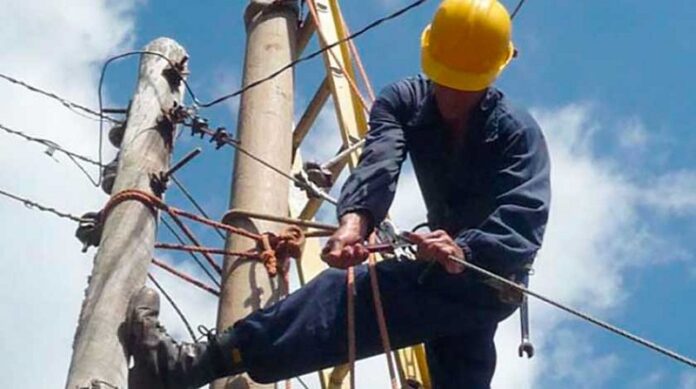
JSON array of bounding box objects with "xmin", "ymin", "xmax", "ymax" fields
[{"xmin": 421, "ymin": 0, "xmax": 515, "ymax": 91}]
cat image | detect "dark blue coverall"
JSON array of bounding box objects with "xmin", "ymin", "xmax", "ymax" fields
[{"xmin": 231, "ymin": 75, "xmax": 551, "ymax": 388}]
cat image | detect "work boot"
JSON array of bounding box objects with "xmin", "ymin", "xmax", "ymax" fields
[{"xmin": 126, "ymin": 287, "xmax": 243, "ymax": 389}]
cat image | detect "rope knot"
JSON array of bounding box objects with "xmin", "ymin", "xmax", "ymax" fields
[{"xmin": 257, "ymin": 227, "xmax": 305, "ymax": 277}]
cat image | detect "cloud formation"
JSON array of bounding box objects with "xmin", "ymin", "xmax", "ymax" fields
[{"xmin": 0, "ymin": 0, "xmax": 136, "ymax": 387}]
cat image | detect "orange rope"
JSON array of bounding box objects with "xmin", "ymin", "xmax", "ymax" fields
[
  {"xmin": 103, "ymin": 189, "xmax": 305, "ymax": 278},
  {"xmin": 155, "ymin": 243, "xmax": 260, "ymax": 259},
  {"xmin": 103, "ymin": 189, "xmax": 263, "ymax": 241},
  {"xmin": 338, "ymin": 12, "xmax": 376, "ymax": 103},
  {"xmin": 367, "ymin": 235, "xmax": 399, "ymax": 389},
  {"xmin": 306, "ymin": 0, "xmax": 370, "ymax": 113},
  {"xmin": 152, "ymin": 258, "xmax": 220, "ymax": 297},
  {"xmin": 347, "ymin": 265, "xmax": 357, "ymax": 389}
]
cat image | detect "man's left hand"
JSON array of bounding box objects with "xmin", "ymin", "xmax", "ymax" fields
[{"xmin": 403, "ymin": 230, "xmax": 466, "ymax": 274}]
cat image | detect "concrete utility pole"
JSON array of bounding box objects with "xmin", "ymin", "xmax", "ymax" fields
[
  {"xmin": 214, "ymin": 1, "xmax": 298, "ymax": 388},
  {"xmin": 65, "ymin": 38, "xmax": 188, "ymax": 389}
]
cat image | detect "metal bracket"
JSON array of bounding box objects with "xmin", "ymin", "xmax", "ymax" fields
[{"xmin": 150, "ymin": 148, "xmax": 202, "ymax": 196}]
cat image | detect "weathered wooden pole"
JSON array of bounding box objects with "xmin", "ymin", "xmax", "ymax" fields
[
  {"xmin": 214, "ymin": 1, "xmax": 298, "ymax": 388},
  {"xmin": 65, "ymin": 37, "xmax": 188, "ymax": 389}
]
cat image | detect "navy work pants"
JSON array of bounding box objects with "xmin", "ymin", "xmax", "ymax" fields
[{"xmin": 232, "ymin": 259, "xmax": 517, "ymax": 388}]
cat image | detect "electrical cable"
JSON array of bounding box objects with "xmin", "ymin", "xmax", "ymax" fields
[
  {"xmin": 170, "ymin": 175, "xmax": 226, "ymax": 241},
  {"xmin": 0, "ymin": 72, "xmax": 120, "ymax": 123},
  {"xmin": 430, "ymin": 251, "xmax": 696, "ymax": 368},
  {"xmin": 148, "ymin": 273, "xmax": 197, "ymax": 342},
  {"xmin": 197, "ymin": 0, "xmax": 428, "ymax": 108},
  {"xmin": 0, "ymin": 122, "xmax": 103, "ymax": 185},
  {"xmin": 510, "ymin": 0, "xmax": 528, "ymax": 20},
  {"xmin": 0, "ymin": 187, "xmax": 85, "ymax": 223},
  {"xmin": 160, "ymin": 217, "xmax": 221, "ymax": 288},
  {"xmin": 97, "ymin": 50, "xmax": 195, "ymax": 185}
]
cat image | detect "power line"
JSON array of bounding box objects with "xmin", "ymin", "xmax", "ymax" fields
[
  {"xmin": 0, "ymin": 73, "xmax": 120, "ymax": 123},
  {"xmin": 160, "ymin": 217, "xmax": 221, "ymax": 288},
  {"xmin": 0, "ymin": 187, "xmax": 85, "ymax": 223},
  {"xmin": 96, "ymin": 50, "xmax": 194, "ymax": 186},
  {"xmin": 170, "ymin": 175, "xmax": 226, "ymax": 240},
  {"xmin": 0, "ymin": 122, "xmax": 103, "ymax": 185},
  {"xmin": 148, "ymin": 273, "xmax": 197, "ymax": 343},
  {"xmin": 434, "ymin": 252, "xmax": 696, "ymax": 369},
  {"xmin": 510, "ymin": 0, "xmax": 528, "ymax": 20},
  {"xmin": 197, "ymin": 0, "xmax": 428, "ymax": 108}
]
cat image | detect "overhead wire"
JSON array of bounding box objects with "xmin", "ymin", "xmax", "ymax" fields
[
  {"xmin": 170, "ymin": 175, "xmax": 226, "ymax": 240},
  {"xmin": 97, "ymin": 50, "xmax": 195, "ymax": 186},
  {"xmin": 510, "ymin": 0, "xmax": 528, "ymax": 20},
  {"xmin": 0, "ymin": 72, "xmax": 120, "ymax": 123},
  {"xmin": 0, "ymin": 122, "xmax": 103, "ymax": 185},
  {"xmin": 0, "ymin": 187, "xmax": 85, "ymax": 223},
  {"xmin": 197, "ymin": 0, "xmax": 428, "ymax": 108},
  {"xmin": 148, "ymin": 273, "xmax": 197, "ymax": 342},
  {"xmin": 160, "ymin": 217, "xmax": 221, "ymax": 288},
  {"xmin": 432, "ymin": 252, "xmax": 696, "ymax": 368}
]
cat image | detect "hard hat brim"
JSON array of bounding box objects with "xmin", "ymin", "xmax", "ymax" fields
[{"xmin": 420, "ymin": 25, "xmax": 515, "ymax": 92}]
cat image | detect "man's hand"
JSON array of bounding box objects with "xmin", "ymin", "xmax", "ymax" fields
[
  {"xmin": 321, "ymin": 212, "xmax": 371, "ymax": 269},
  {"xmin": 403, "ymin": 230, "xmax": 466, "ymax": 274}
]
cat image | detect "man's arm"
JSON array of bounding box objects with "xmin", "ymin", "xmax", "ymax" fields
[
  {"xmin": 336, "ymin": 83, "xmax": 409, "ymax": 230},
  {"xmin": 323, "ymin": 83, "xmax": 410, "ymax": 268},
  {"xmin": 455, "ymin": 115, "xmax": 551, "ymax": 275}
]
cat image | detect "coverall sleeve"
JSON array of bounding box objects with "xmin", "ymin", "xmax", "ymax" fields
[
  {"xmin": 336, "ymin": 84, "xmax": 409, "ymax": 229},
  {"xmin": 455, "ymin": 119, "xmax": 551, "ymax": 274}
]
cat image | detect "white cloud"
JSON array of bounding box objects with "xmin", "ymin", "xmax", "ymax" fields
[
  {"xmin": 680, "ymin": 371, "xmax": 696, "ymax": 389},
  {"xmin": 618, "ymin": 116, "xmax": 649, "ymax": 149},
  {"xmin": 640, "ymin": 170, "xmax": 696, "ymax": 215},
  {"xmin": 0, "ymin": 0, "xmax": 137, "ymax": 387}
]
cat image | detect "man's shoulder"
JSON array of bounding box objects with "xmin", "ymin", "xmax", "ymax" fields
[
  {"xmin": 378, "ymin": 74, "xmax": 431, "ymax": 109},
  {"xmin": 492, "ymin": 91, "xmax": 544, "ymax": 141}
]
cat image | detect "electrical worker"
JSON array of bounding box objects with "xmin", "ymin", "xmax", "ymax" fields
[{"xmin": 127, "ymin": 0, "xmax": 551, "ymax": 388}]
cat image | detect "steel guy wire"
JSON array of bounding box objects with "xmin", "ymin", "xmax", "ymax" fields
[
  {"xmin": 227, "ymin": 138, "xmax": 338, "ymax": 205},
  {"xmin": 148, "ymin": 273, "xmax": 197, "ymax": 342},
  {"xmin": 197, "ymin": 0, "xmax": 429, "ymax": 108},
  {"xmin": 0, "ymin": 122, "xmax": 102, "ymax": 166},
  {"xmin": 0, "ymin": 72, "xmax": 120, "ymax": 124},
  {"xmin": 0, "ymin": 187, "xmax": 85, "ymax": 223},
  {"xmin": 170, "ymin": 175, "xmax": 226, "ymax": 241},
  {"xmin": 432, "ymin": 251, "xmax": 696, "ymax": 368},
  {"xmin": 160, "ymin": 217, "xmax": 222, "ymax": 288},
  {"xmin": 0, "ymin": 122, "xmax": 103, "ymax": 185}
]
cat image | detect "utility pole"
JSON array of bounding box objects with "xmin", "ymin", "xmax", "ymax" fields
[
  {"xmin": 214, "ymin": 1, "xmax": 298, "ymax": 388},
  {"xmin": 65, "ymin": 38, "xmax": 188, "ymax": 389}
]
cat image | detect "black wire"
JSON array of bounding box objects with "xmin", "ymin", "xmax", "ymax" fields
[
  {"xmin": 0, "ymin": 122, "xmax": 103, "ymax": 185},
  {"xmin": 0, "ymin": 73, "xmax": 119, "ymax": 123},
  {"xmin": 148, "ymin": 273, "xmax": 197, "ymax": 343},
  {"xmin": 171, "ymin": 175, "xmax": 226, "ymax": 241},
  {"xmin": 510, "ymin": 0, "xmax": 528, "ymax": 20},
  {"xmin": 0, "ymin": 187, "xmax": 84, "ymax": 223},
  {"xmin": 97, "ymin": 50, "xmax": 196, "ymax": 185},
  {"xmin": 197, "ymin": 0, "xmax": 429, "ymax": 108},
  {"xmin": 160, "ymin": 217, "xmax": 221, "ymax": 288},
  {"xmin": 450, "ymin": 254, "xmax": 696, "ymax": 368},
  {"xmin": 296, "ymin": 376, "xmax": 310, "ymax": 389}
]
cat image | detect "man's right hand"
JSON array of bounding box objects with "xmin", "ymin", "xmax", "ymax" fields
[{"xmin": 321, "ymin": 212, "xmax": 371, "ymax": 269}]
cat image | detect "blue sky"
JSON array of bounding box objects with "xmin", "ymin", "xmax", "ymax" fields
[{"xmin": 0, "ymin": 0, "xmax": 694, "ymax": 388}]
